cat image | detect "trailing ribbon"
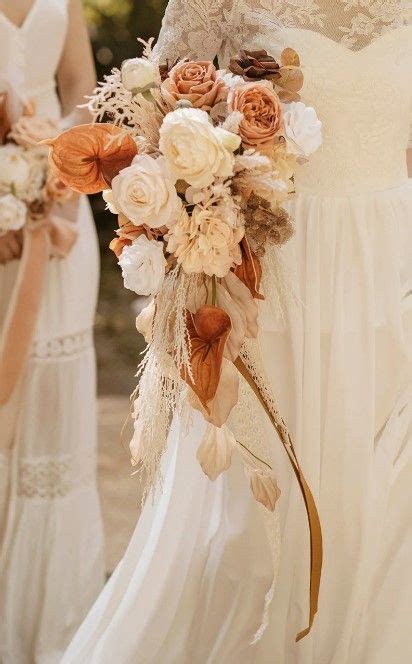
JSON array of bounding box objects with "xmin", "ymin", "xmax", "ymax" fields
[
  {"xmin": 0, "ymin": 212, "xmax": 78, "ymax": 405},
  {"xmin": 234, "ymin": 356, "xmax": 323, "ymax": 642}
]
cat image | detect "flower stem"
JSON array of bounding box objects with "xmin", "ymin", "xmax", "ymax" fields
[
  {"xmin": 211, "ymin": 275, "xmax": 217, "ymax": 306},
  {"xmin": 236, "ymin": 440, "xmax": 273, "ymax": 471}
]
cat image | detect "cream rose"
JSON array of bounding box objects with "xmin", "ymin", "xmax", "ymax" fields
[
  {"xmin": 0, "ymin": 193, "xmax": 27, "ymax": 232},
  {"xmin": 111, "ymin": 155, "xmax": 181, "ymax": 229},
  {"xmin": 121, "ymin": 57, "xmax": 159, "ymax": 94},
  {"xmin": 159, "ymin": 107, "xmax": 241, "ymax": 189},
  {"xmin": 0, "ymin": 145, "xmax": 30, "ymax": 190},
  {"xmin": 118, "ymin": 235, "xmax": 166, "ymax": 296},
  {"xmin": 283, "ymin": 101, "xmax": 322, "ymax": 157}
]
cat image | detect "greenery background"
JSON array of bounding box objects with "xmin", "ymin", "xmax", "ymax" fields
[{"xmin": 84, "ymin": 0, "xmax": 168, "ymax": 394}]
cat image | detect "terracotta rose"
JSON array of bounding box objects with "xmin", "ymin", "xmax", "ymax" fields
[
  {"xmin": 161, "ymin": 61, "xmax": 227, "ymax": 111},
  {"xmin": 229, "ymin": 82, "xmax": 283, "ymax": 151}
]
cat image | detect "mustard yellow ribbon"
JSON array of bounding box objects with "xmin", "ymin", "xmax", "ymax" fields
[{"xmin": 234, "ymin": 356, "xmax": 323, "ymax": 642}]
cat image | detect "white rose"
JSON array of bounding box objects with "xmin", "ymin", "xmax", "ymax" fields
[
  {"xmin": 0, "ymin": 193, "xmax": 27, "ymax": 232},
  {"xmin": 102, "ymin": 189, "xmax": 118, "ymax": 214},
  {"xmin": 118, "ymin": 235, "xmax": 166, "ymax": 296},
  {"xmin": 159, "ymin": 107, "xmax": 241, "ymax": 189},
  {"xmin": 111, "ymin": 155, "xmax": 182, "ymax": 229},
  {"xmin": 0, "ymin": 145, "xmax": 31, "ymax": 190},
  {"xmin": 283, "ymin": 102, "xmax": 322, "ymax": 158},
  {"xmin": 121, "ymin": 58, "xmax": 159, "ymax": 94}
]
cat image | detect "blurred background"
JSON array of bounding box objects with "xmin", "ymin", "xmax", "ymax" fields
[
  {"xmin": 82, "ymin": 0, "xmax": 168, "ymax": 571},
  {"xmin": 85, "ymin": 0, "xmax": 168, "ymax": 396}
]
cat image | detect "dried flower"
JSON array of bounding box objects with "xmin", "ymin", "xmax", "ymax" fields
[
  {"xmin": 197, "ymin": 424, "xmax": 234, "ymax": 481},
  {"xmin": 230, "ymin": 49, "xmax": 281, "ymax": 82},
  {"xmin": 244, "ymin": 195, "xmax": 294, "ymax": 256},
  {"xmin": 249, "ymin": 472, "xmax": 281, "ymax": 512}
]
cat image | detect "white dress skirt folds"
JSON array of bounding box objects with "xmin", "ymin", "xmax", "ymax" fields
[
  {"xmin": 0, "ymin": 0, "xmax": 104, "ymax": 662},
  {"xmin": 64, "ymin": 2, "xmax": 412, "ymax": 663}
]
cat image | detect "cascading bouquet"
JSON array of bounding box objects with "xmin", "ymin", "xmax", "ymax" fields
[
  {"xmin": 47, "ymin": 40, "xmax": 323, "ymax": 639},
  {"xmin": 0, "ymin": 85, "xmax": 77, "ymax": 406}
]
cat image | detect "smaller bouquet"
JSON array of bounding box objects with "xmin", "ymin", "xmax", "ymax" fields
[
  {"xmin": 0, "ymin": 89, "xmax": 77, "ymax": 407},
  {"xmin": 47, "ymin": 40, "xmax": 323, "ymax": 640},
  {"xmin": 0, "ymin": 111, "xmax": 72, "ymax": 236}
]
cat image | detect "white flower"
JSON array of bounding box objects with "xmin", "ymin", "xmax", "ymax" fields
[
  {"xmin": 159, "ymin": 107, "xmax": 241, "ymax": 189},
  {"xmin": 167, "ymin": 201, "xmax": 243, "ymax": 278},
  {"xmin": 118, "ymin": 235, "xmax": 166, "ymax": 296},
  {"xmin": 0, "ymin": 145, "xmax": 31, "ymax": 190},
  {"xmin": 111, "ymin": 155, "xmax": 182, "ymax": 229},
  {"xmin": 102, "ymin": 189, "xmax": 118, "ymax": 214},
  {"xmin": 0, "ymin": 194, "xmax": 26, "ymax": 232},
  {"xmin": 283, "ymin": 102, "xmax": 322, "ymax": 158},
  {"xmin": 121, "ymin": 57, "xmax": 159, "ymax": 94}
]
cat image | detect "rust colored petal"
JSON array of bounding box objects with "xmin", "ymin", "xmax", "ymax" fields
[
  {"xmin": 182, "ymin": 306, "xmax": 231, "ymax": 407},
  {"xmin": 47, "ymin": 123, "xmax": 138, "ymax": 195},
  {"xmin": 110, "ymin": 215, "xmax": 146, "ymax": 257},
  {"xmin": 233, "ymin": 239, "xmax": 264, "ymax": 300}
]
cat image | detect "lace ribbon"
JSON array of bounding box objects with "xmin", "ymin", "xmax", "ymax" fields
[{"xmin": 235, "ymin": 354, "xmax": 323, "ymax": 641}]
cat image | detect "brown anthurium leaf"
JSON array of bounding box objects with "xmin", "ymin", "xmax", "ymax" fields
[
  {"xmin": 182, "ymin": 306, "xmax": 231, "ymax": 408},
  {"xmin": 46, "ymin": 123, "xmax": 138, "ymax": 194},
  {"xmin": 233, "ymin": 239, "xmax": 264, "ymax": 300}
]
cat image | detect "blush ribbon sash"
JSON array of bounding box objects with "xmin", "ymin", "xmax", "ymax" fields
[{"xmin": 0, "ymin": 214, "xmax": 78, "ymax": 405}]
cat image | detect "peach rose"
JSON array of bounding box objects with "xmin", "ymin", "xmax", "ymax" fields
[
  {"xmin": 229, "ymin": 82, "xmax": 283, "ymax": 151},
  {"xmin": 161, "ymin": 61, "xmax": 226, "ymax": 111}
]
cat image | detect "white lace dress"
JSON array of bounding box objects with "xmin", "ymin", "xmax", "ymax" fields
[
  {"xmin": 64, "ymin": 2, "xmax": 412, "ymax": 663},
  {"xmin": 0, "ymin": 1, "xmax": 104, "ymax": 662}
]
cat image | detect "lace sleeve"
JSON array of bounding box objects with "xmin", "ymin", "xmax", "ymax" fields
[{"xmin": 153, "ymin": 0, "xmax": 231, "ymax": 62}]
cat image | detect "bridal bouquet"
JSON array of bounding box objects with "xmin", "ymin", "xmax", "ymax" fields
[
  {"xmin": 0, "ymin": 110, "xmax": 72, "ymax": 235},
  {"xmin": 47, "ymin": 39, "xmax": 323, "ymax": 641}
]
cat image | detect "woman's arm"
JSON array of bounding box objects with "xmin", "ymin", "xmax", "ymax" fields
[
  {"xmin": 57, "ymin": 0, "xmax": 96, "ymax": 128},
  {"xmin": 153, "ymin": 0, "xmax": 228, "ymax": 62}
]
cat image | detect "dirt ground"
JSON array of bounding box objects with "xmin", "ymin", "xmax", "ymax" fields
[{"xmin": 97, "ymin": 396, "xmax": 142, "ymax": 574}]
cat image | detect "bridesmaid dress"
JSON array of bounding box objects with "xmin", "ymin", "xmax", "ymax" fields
[
  {"xmin": 0, "ymin": 1, "xmax": 104, "ymax": 662},
  {"xmin": 64, "ymin": 1, "xmax": 412, "ymax": 663}
]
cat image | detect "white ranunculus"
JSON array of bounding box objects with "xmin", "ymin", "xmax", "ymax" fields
[
  {"xmin": 118, "ymin": 234, "xmax": 166, "ymax": 296},
  {"xmin": 283, "ymin": 102, "xmax": 322, "ymax": 158},
  {"xmin": 121, "ymin": 57, "xmax": 159, "ymax": 93},
  {"xmin": 0, "ymin": 145, "xmax": 31, "ymax": 190},
  {"xmin": 111, "ymin": 155, "xmax": 182, "ymax": 229},
  {"xmin": 159, "ymin": 107, "xmax": 241, "ymax": 189},
  {"xmin": 102, "ymin": 189, "xmax": 118, "ymax": 214},
  {"xmin": 0, "ymin": 193, "xmax": 27, "ymax": 232}
]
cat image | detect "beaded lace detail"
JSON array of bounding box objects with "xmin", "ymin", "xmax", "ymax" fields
[
  {"xmin": 154, "ymin": 0, "xmax": 411, "ymax": 64},
  {"xmin": 17, "ymin": 449, "xmax": 96, "ymax": 499},
  {"xmin": 30, "ymin": 330, "xmax": 93, "ymax": 361}
]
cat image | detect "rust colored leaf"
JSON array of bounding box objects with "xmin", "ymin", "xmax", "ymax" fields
[
  {"xmin": 182, "ymin": 306, "xmax": 231, "ymax": 408},
  {"xmin": 233, "ymin": 239, "xmax": 264, "ymax": 300},
  {"xmin": 47, "ymin": 123, "xmax": 138, "ymax": 194},
  {"xmin": 0, "ymin": 92, "xmax": 10, "ymax": 144}
]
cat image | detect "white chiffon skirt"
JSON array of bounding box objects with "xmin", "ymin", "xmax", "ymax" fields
[
  {"xmin": 0, "ymin": 197, "xmax": 105, "ymax": 664},
  {"xmin": 64, "ymin": 182, "xmax": 412, "ymax": 664}
]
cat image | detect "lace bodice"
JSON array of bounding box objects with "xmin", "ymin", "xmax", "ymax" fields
[
  {"xmin": 0, "ymin": 0, "xmax": 68, "ymax": 118},
  {"xmin": 155, "ymin": 0, "xmax": 412, "ymax": 196},
  {"xmin": 154, "ymin": 0, "xmax": 412, "ymax": 64}
]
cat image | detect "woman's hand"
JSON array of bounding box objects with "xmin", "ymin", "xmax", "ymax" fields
[{"xmin": 0, "ymin": 230, "xmax": 23, "ymax": 264}]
